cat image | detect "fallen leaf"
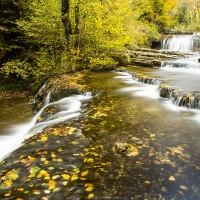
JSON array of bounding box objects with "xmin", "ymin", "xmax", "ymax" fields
[
  {"xmin": 180, "ymin": 185, "xmax": 188, "ymax": 190},
  {"xmin": 81, "ymin": 171, "xmax": 88, "ymax": 177},
  {"xmin": 85, "ymin": 183, "xmax": 93, "ymax": 192},
  {"xmin": 169, "ymin": 176, "xmax": 175, "ymax": 181},
  {"xmin": 88, "ymin": 193, "xmax": 94, "ymax": 199},
  {"xmin": 41, "ymin": 136, "xmax": 48, "ymax": 141},
  {"xmin": 71, "ymin": 175, "xmax": 79, "ymax": 181},
  {"xmin": 62, "ymin": 174, "xmax": 70, "ymax": 180},
  {"xmin": 84, "ymin": 158, "xmax": 94, "ymax": 163}
]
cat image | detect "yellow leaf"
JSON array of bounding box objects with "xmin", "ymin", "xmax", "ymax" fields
[
  {"xmin": 62, "ymin": 174, "xmax": 70, "ymax": 180},
  {"xmin": 17, "ymin": 188, "xmax": 24, "ymax": 191},
  {"xmin": 80, "ymin": 178, "xmax": 87, "ymax": 180},
  {"xmin": 4, "ymin": 193, "xmax": 11, "ymax": 197},
  {"xmin": 85, "ymin": 183, "xmax": 93, "ymax": 192},
  {"xmin": 88, "ymin": 193, "xmax": 94, "ymax": 199},
  {"xmin": 72, "ymin": 141, "xmax": 79, "ymax": 145},
  {"xmin": 68, "ymin": 127, "xmax": 77, "ymax": 135},
  {"xmin": 73, "ymin": 168, "xmax": 80, "ymax": 174},
  {"xmin": 180, "ymin": 185, "xmax": 188, "ymax": 190},
  {"xmin": 53, "ymin": 130, "xmax": 61, "ymax": 135},
  {"xmin": 43, "ymin": 160, "xmax": 49, "ymax": 165},
  {"xmin": 91, "ymin": 152, "xmax": 99, "ymax": 157},
  {"xmin": 81, "ymin": 171, "xmax": 88, "ymax": 177},
  {"xmin": 84, "ymin": 158, "xmax": 94, "ymax": 163},
  {"xmin": 48, "ymin": 185, "xmax": 55, "ymax": 190},
  {"xmin": 57, "ymin": 158, "xmax": 63, "ymax": 162},
  {"xmin": 71, "ymin": 175, "xmax": 79, "ymax": 181},
  {"xmin": 37, "ymin": 170, "xmax": 50, "ymax": 178},
  {"xmin": 33, "ymin": 190, "xmax": 40, "ymax": 195},
  {"xmin": 41, "ymin": 136, "xmax": 48, "ymax": 141},
  {"xmin": 47, "ymin": 180, "xmax": 56, "ymax": 190},
  {"xmin": 37, "ymin": 116, "xmax": 42, "ymax": 121},
  {"xmin": 5, "ymin": 180, "xmax": 13, "ymax": 188},
  {"xmin": 169, "ymin": 176, "xmax": 175, "ymax": 181}
]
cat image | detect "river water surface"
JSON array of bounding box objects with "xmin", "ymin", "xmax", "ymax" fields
[{"xmin": 0, "ymin": 36, "xmax": 200, "ymax": 199}]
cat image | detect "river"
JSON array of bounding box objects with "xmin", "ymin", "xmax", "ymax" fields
[{"xmin": 0, "ymin": 35, "xmax": 200, "ymax": 199}]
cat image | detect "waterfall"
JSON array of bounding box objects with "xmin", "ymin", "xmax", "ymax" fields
[
  {"xmin": 44, "ymin": 92, "xmax": 51, "ymax": 105},
  {"xmin": 161, "ymin": 34, "xmax": 200, "ymax": 70},
  {"xmin": 0, "ymin": 92, "xmax": 92, "ymax": 161},
  {"xmin": 161, "ymin": 35, "xmax": 197, "ymax": 52}
]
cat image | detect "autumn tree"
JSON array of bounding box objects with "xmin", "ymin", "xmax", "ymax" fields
[
  {"xmin": 177, "ymin": 0, "xmax": 200, "ymax": 27},
  {"xmin": 136, "ymin": 0, "xmax": 178, "ymax": 31},
  {"xmin": 1, "ymin": 0, "xmax": 67, "ymax": 81}
]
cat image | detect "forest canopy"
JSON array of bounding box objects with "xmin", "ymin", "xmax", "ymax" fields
[{"xmin": 0, "ymin": 0, "xmax": 199, "ymax": 89}]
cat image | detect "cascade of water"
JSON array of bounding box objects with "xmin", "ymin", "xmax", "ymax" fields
[
  {"xmin": 161, "ymin": 35, "xmax": 196, "ymax": 52},
  {"xmin": 0, "ymin": 93, "xmax": 92, "ymax": 161},
  {"xmin": 44, "ymin": 92, "xmax": 51, "ymax": 105}
]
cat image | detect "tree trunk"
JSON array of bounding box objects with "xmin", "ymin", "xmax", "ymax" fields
[{"xmin": 61, "ymin": 0, "xmax": 72, "ymax": 45}]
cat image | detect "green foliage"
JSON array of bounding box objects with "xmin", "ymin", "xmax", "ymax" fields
[
  {"xmin": 175, "ymin": 0, "xmax": 200, "ymax": 30},
  {"xmin": 88, "ymin": 54, "xmax": 117, "ymax": 71},
  {"xmin": 1, "ymin": 60, "xmax": 31, "ymax": 80},
  {"xmin": 135, "ymin": 0, "xmax": 178, "ymax": 31},
  {"xmin": 3, "ymin": 0, "xmax": 68, "ymax": 80},
  {"xmin": 111, "ymin": 53, "xmax": 131, "ymax": 66},
  {"xmin": 69, "ymin": 0, "xmax": 140, "ymax": 68}
]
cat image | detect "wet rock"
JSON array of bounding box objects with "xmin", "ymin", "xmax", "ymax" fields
[
  {"xmin": 33, "ymin": 73, "xmax": 89, "ymax": 111},
  {"xmin": 113, "ymin": 142, "xmax": 139, "ymax": 156},
  {"xmin": 114, "ymin": 142, "xmax": 129, "ymax": 155}
]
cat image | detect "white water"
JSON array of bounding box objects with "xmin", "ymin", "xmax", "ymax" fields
[
  {"xmin": 115, "ymin": 72, "xmax": 160, "ymax": 100},
  {"xmin": 116, "ymin": 72, "xmax": 200, "ymax": 125},
  {"xmin": 0, "ymin": 93, "xmax": 91, "ymax": 161},
  {"xmin": 161, "ymin": 34, "xmax": 200, "ymax": 70},
  {"xmin": 161, "ymin": 35, "xmax": 197, "ymax": 52}
]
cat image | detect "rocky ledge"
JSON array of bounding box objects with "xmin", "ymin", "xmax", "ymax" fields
[
  {"xmin": 126, "ymin": 48, "xmax": 189, "ymax": 68},
  {"xmin": 33, "ymin": 72, "xmax": 91, "ymax": 111},
  {"xmin": 116, "ymin": 66, "xmax": 200, "ymax": 109}
]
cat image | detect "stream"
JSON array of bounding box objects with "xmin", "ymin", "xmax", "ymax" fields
[{"xmin": 0, "ymin": 35, "xmax": 200, "ymax": 199}]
